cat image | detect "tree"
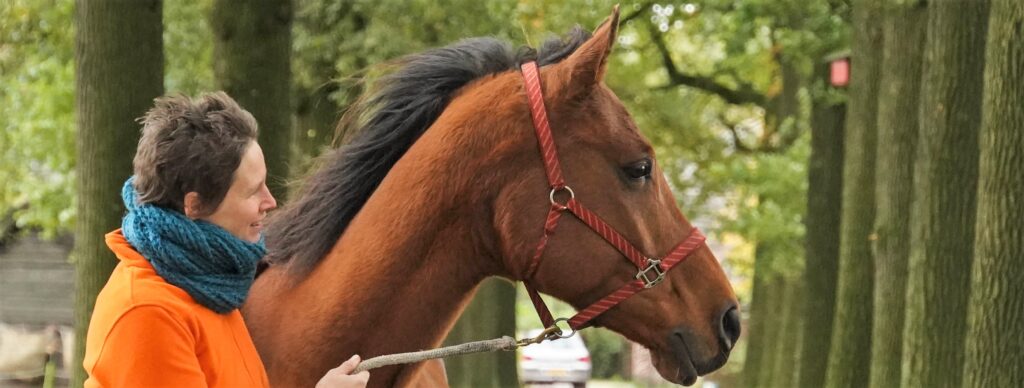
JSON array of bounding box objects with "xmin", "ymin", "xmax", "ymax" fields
[
  {"xmin": 962, "ymin": 1, "xmax": 1024, "ymax": 386},
  {"xmin": 290, "ymin": 0, "xmax": 366, "ymax": 173},
  {"xmin": 442, "ymin": 279, "xmax": 519, "ymax": 387},
  {"xmin": 743, "ymin": 246, "xmax": 784, "ymax": 388},
  {"xmin": 900, "ymin": 1, "xmax": 989, "ymax": 386},
  {"xmin": 799, "ymin": 57, "xmax": 846, "ymax": 388},
  {"xmin": 825, "ymin": 0, "xmax": 883, "ymax": 385},
  {"xmin": 71, "ymin": 0, "xmax": 163, "ymax": 386},
  {"xmin": 743, "ymin": 57, "xmax": 810, "ymax": 388},
  {"xmin": 210, "ymin": 0, "xmax": 293, "ymax": 200},
  {"xmin": 769, "ymin": 277, "xmax": 803, "ymax": 388},
  {"xmin": 164, "ymin": 0, "xmax": 215, "ymax": 95},
  {"xmin": 867, "ymin": 2, "xmax": 926, "ymax": 387},
  {"xmin": 0, "ymin": 0, "xmax": 76, "ymax": 237},
  {"xmin": 763, "ymin": 54, "xmax": 809, "ymax": 388}
]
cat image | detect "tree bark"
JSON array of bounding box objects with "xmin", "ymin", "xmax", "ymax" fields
[
  {"xmin": 901, "ymin": 0, "xmax": 989, "ymax": 386},
  {"xmin": 867, "ymin": 2, "xmax": 926, "ymax": 387},
  {"xmin": 755, "ymin": 277, "xmax": 785, "ymax": 388},
  {"xmin": 770, "ymin": 277, "xmax": 803, "ymax": 388},
  {"xmin": 962, "ymin": 1, "xmax": 1024, "ymax": 386},
  {"xmin": 442, "ymin": 278, "xmax": 519, "ymax": 387},
  {"xmin": 825, "ymin": 0, "xmax": 884, "ymax": 386},
  {"xmin": 758, "ymin": 55, "xmax": 806, "ymax": 388},
  {"xmin": 799, "ymin": 59, "xmax": 846, "ymax": 388},
  {"xmin": 743, "ymin": 243, "xmax": 783, "ymax": 388},
  {"xmin": 71, "ymin": 0, "xmax": 163, "ymax": 386},
  {"xmin": 211, "ymin": 0, "xmax": 293, "ymax": 201}
]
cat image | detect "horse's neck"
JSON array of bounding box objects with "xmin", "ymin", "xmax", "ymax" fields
[
  {"xmin": 255, "ymin": 160, "xmax": 499, "ymax": 386},
  {"xmin": 311, "ymin": 195, "xmax": 491, "ymax": 344}
]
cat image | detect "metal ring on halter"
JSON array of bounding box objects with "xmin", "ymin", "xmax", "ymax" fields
[
  {"xmin": 549, "ymin": 186, "xmax": 575, "ymax": 207},
  {"xmin": 546, "ymin": 318, "xmax": 576, "ymax": 340},
  {"xmin": 514, "ymin": 318, "xmax": 576, "ymax": 348}
]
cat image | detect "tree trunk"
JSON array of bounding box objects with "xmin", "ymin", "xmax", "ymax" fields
[
  {"xmin": 71, "ymin": 0, "xmax": 163, "ymax": 386},
  {"xmin": 743, "ymin": 243, "xmax": 783, "ymax": 388},
  {"xmin": 750, "ymin": 54, "xmax": 805, "ymax": 388},
  {"xmin": 443, "ymin": 278, "xmax": 518, "ymax": 387},
  {"xmin": 211, "ymin": 0, "xmax": 293, "ymax": 201},
  {"xmin": 755, "ymin": 277, "xmax": 785, "ymax": 387},
  {"xmin": 962, "ymin": 1, "xmax": 1024, "ymax": 386},
  {"xmin": 799, "ymin": 59, "xmax": 846, "ymax": 388},
  {"xmin": 867, "ymin": 2, "xmax": 926, "ymax": 388},
  {"xmin": 825, "ymin": 0, "xmax": 884, "ymax": 386},
  {"xmin": 770, "ymin": 277, "xmax": 803, "ymax": 388},
  {"xmin": 901, "ymin": 1, "xmax": 989, "ymax": 386}
]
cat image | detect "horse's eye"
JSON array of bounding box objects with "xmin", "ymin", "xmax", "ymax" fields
[{"xmin": 623, "ymin": 158, "xmax": 653, "ymax": 180}]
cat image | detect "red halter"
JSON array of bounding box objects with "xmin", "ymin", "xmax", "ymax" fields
[{"xmin": 519, "ymin": 61, "xmax": 707, "ymax": 333}]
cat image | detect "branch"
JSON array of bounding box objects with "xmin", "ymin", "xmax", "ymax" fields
[
  {"xmin": 646, "ymin": 22, "xmax": 766, "ymax": 107},
  {"xmin": 621, "ymin": 2, "xmax": 653, "ymax": 24}
]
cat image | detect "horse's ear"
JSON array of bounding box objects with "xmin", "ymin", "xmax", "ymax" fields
[{"xmin": 553, "ymin": 5, "xmax": 620, "ymax": 96}]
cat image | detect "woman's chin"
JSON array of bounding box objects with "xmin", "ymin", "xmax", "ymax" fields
[{"xmin": 244, "ymin": 225, "xmax": 264, "ymax": 243}]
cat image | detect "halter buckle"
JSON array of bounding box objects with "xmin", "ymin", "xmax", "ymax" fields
[{"xmin": 636, "ymin": 258, "xmax": 665, "ymax": 289}]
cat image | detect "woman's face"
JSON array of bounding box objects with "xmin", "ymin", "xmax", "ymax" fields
[{"xmin": 201, "ymin": 142, "xmax": 277, "ymax": 242}]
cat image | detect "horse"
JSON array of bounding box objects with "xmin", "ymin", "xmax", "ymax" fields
[{"xmin": 243, "ymin": 8, "xmax": 739, "ymax": 387}]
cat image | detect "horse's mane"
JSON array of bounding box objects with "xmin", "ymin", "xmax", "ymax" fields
[{"xmin": 264, "ymin": 27, "xmax": 592, "ymax": 277}]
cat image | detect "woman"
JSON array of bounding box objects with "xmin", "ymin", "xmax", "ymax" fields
[{"xmin": 82, "ymin": 92, "xmax": 368, "ymax": 388}]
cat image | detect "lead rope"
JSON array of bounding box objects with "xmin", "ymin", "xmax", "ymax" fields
[
  {"xmin": 352, "ymin": 323, "xmax": 571, "ymax": 373},
  {"xmin": 352, "ymin": 337, "xmax": 517, "ymax": 373}
]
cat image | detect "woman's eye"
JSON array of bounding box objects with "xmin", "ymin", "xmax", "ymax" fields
[{"xmin": 623, "ymin": 158, "xmax": 653, "ymax": 180}]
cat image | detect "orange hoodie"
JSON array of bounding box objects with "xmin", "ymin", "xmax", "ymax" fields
[{"xmin": 83, "ymin": 230, "xmax": 270, "ymax": 388}]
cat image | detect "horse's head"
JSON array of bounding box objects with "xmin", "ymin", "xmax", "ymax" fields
[{"xmin": 447, "ymin": 8, "xmax": 739, "ymax": 385}]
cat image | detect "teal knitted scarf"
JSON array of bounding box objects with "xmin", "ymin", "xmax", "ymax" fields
[{"xmin": 121, "ymin": 177, "xmax": 266, "ymax": 314}]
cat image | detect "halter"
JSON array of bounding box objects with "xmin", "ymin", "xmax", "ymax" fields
[{"xmin": 519, "ymin": 61, "xmax": 707, "ymax": 335}]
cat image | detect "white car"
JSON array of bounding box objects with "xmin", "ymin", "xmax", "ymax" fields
[{"xmin": 519, "ymin": 329, "xmax": 592, "ymax": 387}]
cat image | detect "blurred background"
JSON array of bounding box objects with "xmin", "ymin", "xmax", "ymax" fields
[{"xmin": 2, "ymin": 0, "xmax": 1021, "ymax": 387}]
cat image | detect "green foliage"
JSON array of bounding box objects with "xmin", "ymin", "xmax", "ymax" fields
[
  {"xmin": 1, "ymin": 1, "xmax": 845, "ymax": 258},
  {"xmin": 0, "ymin": 0, "xmax": 214, "ymax": 238},
  {"xmin": 581, "ymin": 329, "xmax": 626, "ymax": 379},
  {"xmin": 164, "ymin": 0, "xmax": 214, "ymax": 94},
  {"xmin": 0, "ymin": 0, "xmax": 76, "ymax": 238},
  {"xmin": 291, "ymin": 0, "xmax": 527, "ymax": 104},
  {"xmin": 605, "ymin": 0, "xmax": 846, "ymax": 285},
  {"xmin": 704, "ymin": 136, "xmax": 811, "ymax": 277}
]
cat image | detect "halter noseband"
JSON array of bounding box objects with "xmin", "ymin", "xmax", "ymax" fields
[{"xmin": 519, "ymin": 61, "xmax": 707, "ymax": 333}]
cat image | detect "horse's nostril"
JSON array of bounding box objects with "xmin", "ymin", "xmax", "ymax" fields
[{"xmin": 718, "ymin": 305, "xmax": 741, "ymax": 352}]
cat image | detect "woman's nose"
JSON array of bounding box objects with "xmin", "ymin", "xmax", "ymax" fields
[{"xmin": 262, "ymin": 186, "xmax": 277, "ymax": 211}]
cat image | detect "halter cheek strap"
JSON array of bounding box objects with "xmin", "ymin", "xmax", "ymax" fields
[{"xmin": 519, "ymin": 61, "xmax": 706, "ymax": 331}]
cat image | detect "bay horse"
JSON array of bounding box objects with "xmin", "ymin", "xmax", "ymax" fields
[{"xmin": 244, "ymin": 8, "xmax": 739, "ymax": 387}]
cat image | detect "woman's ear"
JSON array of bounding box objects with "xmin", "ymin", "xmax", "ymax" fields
[{"xmin": 183, "ymin": 192, "xmax": 203, "ymax": 219}]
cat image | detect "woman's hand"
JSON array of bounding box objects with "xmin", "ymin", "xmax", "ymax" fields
[{"xmin": 315, "ymin": 355, "xmax": 371, "ymax": 388}]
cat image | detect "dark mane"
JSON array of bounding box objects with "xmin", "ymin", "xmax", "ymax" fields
[{"xmin": 265, "ymin": 27, "xmax": 591, "ymax": 276}]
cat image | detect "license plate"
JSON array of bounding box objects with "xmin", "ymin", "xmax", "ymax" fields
[{"xmin": 546, "ymin": 369, "xmax": 567, "ymax": 377}]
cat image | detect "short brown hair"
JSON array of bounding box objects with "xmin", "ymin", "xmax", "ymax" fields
[{"xmin": 132, "ymin": 91, "xmax": 258, "ymax": 215}]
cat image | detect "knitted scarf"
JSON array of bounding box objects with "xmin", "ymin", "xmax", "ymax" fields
[{"xmin": 120, "ymin": 177, "xmax": 266, "ymax": 314}]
